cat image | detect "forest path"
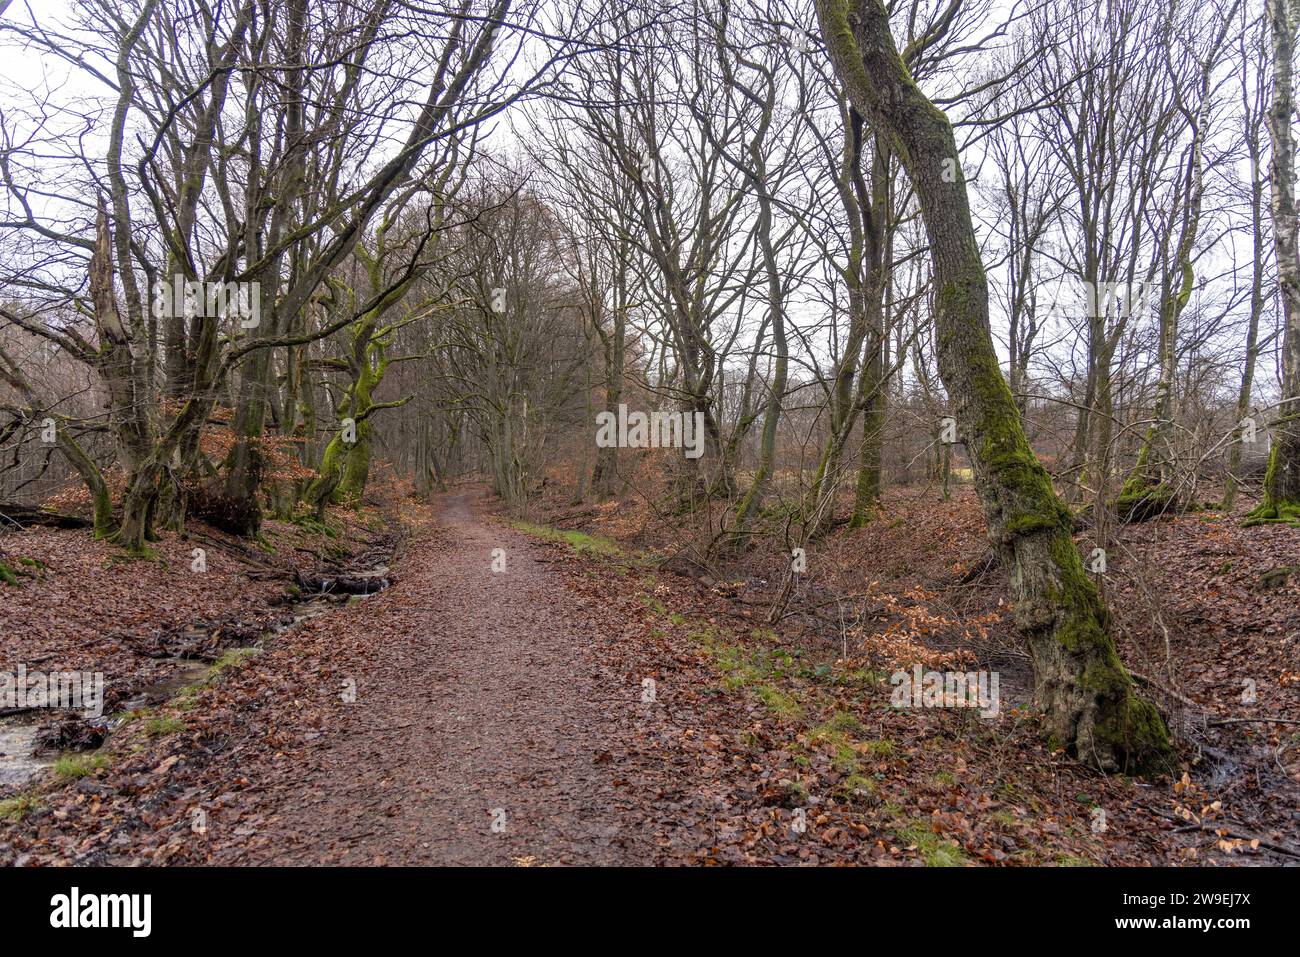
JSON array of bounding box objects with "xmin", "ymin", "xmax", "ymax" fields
[{"xmin": 230, "ymin": 492, "xmax": 665, "ymax": 865}]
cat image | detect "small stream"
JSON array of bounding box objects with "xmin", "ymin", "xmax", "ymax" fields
[
  {"xmin": 0, "ymin": 581, "xmax": 381, "ymax": 792},
  {"xmin": 0, "ymin": 721, "xmax": 51, "ymax": 789}
]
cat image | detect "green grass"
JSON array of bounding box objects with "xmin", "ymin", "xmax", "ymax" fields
[
  {"xmin": 211, "ymin": 647, "xmax": 261, "ymax": 675},
  {"xmin": 144, "ymin": 715, "xmax": 186, "ymax": 736},
  {"xmin": 860, "ymin": 738, "xmax": 895, "ymax": 757},
  {"xmin": 990, "ymin": 810, "xmax": 1020, "ymax": 828},
  {"xmin": 171, "ymin": 647, "xmax": 263, "ymax": 711},
  {"xmin": 823, "ymin": 709, "xmax": 866, "ymax": 736},
  {"xmin": 510, "ymin": 521, "xmax": 626, "ymax": 560},
  {"xmin": 639, "ymin": 594, "xmax": 668, "ymax": 616},
  {"xmin": 696, "ymin": 634, "xmax": 808, "ymax": 720},
  {"xmin": 833, "ymin": 743, "xmax": 860, "ymax": 773},
  {"xmin": 895, "ymin": 821, "xmax": 969, "ymax": 866},
  {"xmin": 755, "ymin": 684, "xmax": 803, "ymax": 718},
  {"xmin": 52, "ymin": 754, "xmax": 108, "ymax": 780},
  {"xmin": 0, "ymin": 794, "xmax": 37, "ymax": 821},
  {"xmin": 841, "ymin": 773, "xmax": 877, "ymax": 799}
]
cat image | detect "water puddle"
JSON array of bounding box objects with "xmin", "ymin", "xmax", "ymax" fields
[{"xmin": 117, "ymin": 660, "xmax": 211, "ymax": 713}]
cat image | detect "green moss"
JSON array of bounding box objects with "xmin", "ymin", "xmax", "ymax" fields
[
  {"xmin": 1002, "ymin": 513, "xmax": 1063, "ymax": 541},
  {"xmin": 1258, "ymin": 566, "xmax": 1296, "ymax": 590},
  {"xmin": 1114, "ymin": 480, "xmax": 1175, "ymax": 522},
  {"xmin": 92, "ymin": 486, "xmax": 115, "ymax": 540},
  {"xmin": 1244, "ymin": 445, "xmax": 1300, "ymax": 525},
  {"xmin": 1090, "ymin": 691, "xmax": 1174, "ymax": 776},
  {"xmin": 293, "ymin": 515, "xmax": 340, "ymax": 538}
]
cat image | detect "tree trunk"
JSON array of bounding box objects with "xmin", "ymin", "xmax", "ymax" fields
[
  {"xmin": 1225, "ymin": 102, "xmax": 1267, "ymax": 511},
  {"xmin": 732, "ymin": 176, "xmax": 789, "ymax": 541},
  {"xmin": 1250, "ymin": 0, "xmax": 1300, "ymax": 524},
  {"xmin": 816, "ymin": 0, "xmax": 1172, "ymax": 772},
  {"xmin": 851, "ymin": 313, "xmax": 887, "ymax": 525}
]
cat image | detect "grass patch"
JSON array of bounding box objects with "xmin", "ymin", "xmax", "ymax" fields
[
  {"xmin": 754, "ymin": 683, "xmax": 803, "ymax": 718},
  {"xmin": 52, "ymin": 753, "xmax": 108, "ymax": 780},
  {"xmin": 171, "ymin": 647, "xmax": 263, "ymax": 711},
  {"xmin": 211, "ymin": 647, "xmax": 261, "ymax": 675},
  {"xmin": 823, "ymin": 709, "xmax": 866, "ymax": 736},
  {"xmin": 695, "ymin": 629, "xmax": 806, "ymax": 722},
  {"xmin": 144, "ymin": 715, "xmax": 186, "ymax": 736},
  {"xmin": 0, "ymin": 794, "xmax": 37, "ymax": 821},
  {"xmin": 639, "ymin": 594, "xmax": 668, "ymax": 616},
  {"xmin": 510, "ymin": 521, "xmax": 626, "ymax": 561},
  {"xmin": 841, "ymin": 773, "xmax": 877, "ymax": 800},
  {"xmin": 833, "ymin": 743, "xmax": 860, "ymax": 773},
  {"xmin": 860, "ymin": 738, "xmax": 895, "ymax": 757},
  {"xmin": 895, "ymin": 821, "xmax": 969, "ymax": 866}
]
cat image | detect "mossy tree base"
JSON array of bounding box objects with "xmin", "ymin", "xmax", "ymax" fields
[
  {"xmin": 1113, "ymin": 480, "xmax": 1177, "ymax": 524},
  {"xmin": 1243, "ymin": 500, "xmax": 1300, "ymax": 526},
  {"xmin": 1243, "ymin": 442, "xmax": 1300, "ymax": 526},
  {"xmin": 815, "ymin": 0, "xmax": 1175, "ymax": 775}
]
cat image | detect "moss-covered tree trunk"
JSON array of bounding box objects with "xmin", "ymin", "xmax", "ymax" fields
[
  {"xmin": 304, "ymin": 330, "xmax": 391, "ymax": 511},
  {"xmin": 1250, "ymin": 0, "xmax": 1300, "ymax": 524},
  {"xmin": 816, "ymin": 0, "xmax": 1172, "ymax": 772}
]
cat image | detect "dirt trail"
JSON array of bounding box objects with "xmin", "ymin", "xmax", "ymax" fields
[{"xmin": 228, "ymin": 492, "xmax": 665, "ymax": 865}]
